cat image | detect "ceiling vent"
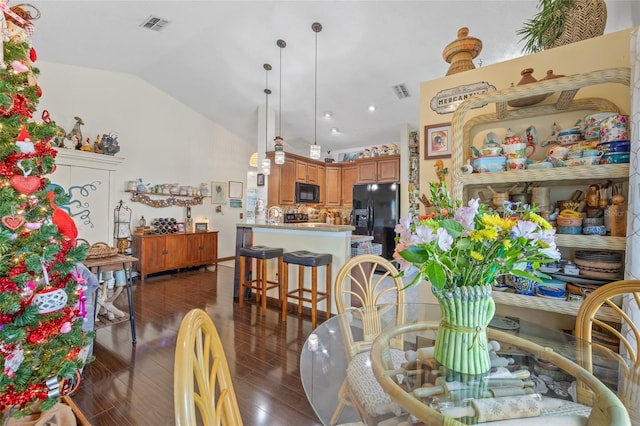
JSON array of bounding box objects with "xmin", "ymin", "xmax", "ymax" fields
[
  {"xmin": 392, "ymin": 83, "xmax": 410, "ymax": 99},
  {"xmin": 140, "ymin": 15, "xmax": 170, "ymax": 32}
]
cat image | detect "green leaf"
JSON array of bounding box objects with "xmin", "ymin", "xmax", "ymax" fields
[
  {"xmin": 426, "ymin": 261, "xmax": 446, "ymax": 289},
  {"xmin": 441, "ymin": 219, "xmax": 463, "ymax": 238},
  {"xmin": 401, "ymin": 272, "xmax": 424, "ymax": 291},
  {"xmin": 399, "ymin": 245, "xmax": 430, "ymax": 264}
]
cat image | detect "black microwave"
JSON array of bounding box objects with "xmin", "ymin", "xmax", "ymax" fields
[{"xmin": 295, "ymin": 182, "xmax": 320, "ymax": 203}]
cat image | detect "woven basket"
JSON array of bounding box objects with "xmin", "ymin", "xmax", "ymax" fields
[
  {"xmin": 78, "ymin": 239, "xmax": 118, "ymax": 259},
  {"xmin": 545, "ymin": 0, "xmax": 607, "ymax": 49}
]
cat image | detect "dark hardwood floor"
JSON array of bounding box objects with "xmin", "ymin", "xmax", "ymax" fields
[{"xmin": 70, "ymin": 265, "xmax": 322, "ymax": 426}]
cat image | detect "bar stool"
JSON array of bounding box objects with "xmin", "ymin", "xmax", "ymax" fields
[
  {"xmin": 281, "ymin": 250, "xmax": 332, "ymax": 328},
  {"xmin": 238, "ymin": 246, "xmax": 284, "ymax": 315}
]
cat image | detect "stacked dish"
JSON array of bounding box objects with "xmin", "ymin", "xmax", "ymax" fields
[
  {"xmin": 574, "ymin": 250, "xmax": 622, "ymax": 280},
  {"xmin": 598, "ymin": 140, "xmax": 630, "ymax": 164}
]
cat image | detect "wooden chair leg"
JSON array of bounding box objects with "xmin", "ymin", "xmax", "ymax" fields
[
  {"xmin": 260, "ymin": 259, "xmax": 268, "ymax": 314},
  {"xmin": 281, "ymin": 262, "xmax": 289, "ymax": 321},
  {"xmin": 311, "ymin": 266, "xmax": 318, "ymax": 329},
  {"xmin": 277, "ymin": 255, "xmax": 284, "ymax": 308},
  {"xmin": 297, "ymin": 265, "xmax": 304, "ymax": 315},
  {"xmin": 238, "ymin": 256, "xmax": 246, "ymax": 308}
]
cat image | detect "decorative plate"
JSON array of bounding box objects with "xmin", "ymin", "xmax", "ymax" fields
[
  {"xmin": 549, "ymin": 273, "xmax": 610, "ymax": 286},
  {"xmin": 489, "ymin": 316, "xmax": 520, "ymax": 330}
]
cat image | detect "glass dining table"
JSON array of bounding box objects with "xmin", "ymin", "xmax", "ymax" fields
[{"xmin": 299, "ymin": 304, "xmax": 632, "ymax": 425}]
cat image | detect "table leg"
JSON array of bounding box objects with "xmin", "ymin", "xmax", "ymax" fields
[{"xmin": 124, "ymin": 263, "xmax": 137, "ymax": 344}]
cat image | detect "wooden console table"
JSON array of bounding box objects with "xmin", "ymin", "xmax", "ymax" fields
[
  {"xmin": 131, "ymin": 231, "xmax": 218, "ymax": 281},
  {"xmin": 82, "ymin": 254, "xmax": 138, "ymax": 344}
]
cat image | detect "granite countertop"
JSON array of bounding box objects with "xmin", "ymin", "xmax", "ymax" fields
[{"xmin": 237, "ymin": 222, "xmax": 355, "ymax": 232}]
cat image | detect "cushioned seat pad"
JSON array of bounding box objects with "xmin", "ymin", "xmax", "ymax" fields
[
  {"xmin": 239, "ymin": 246, "xmax": 283, "ymax": 259},
  {"xmin": 283, "ymin": 250, "xmax": 332, "ymax": 267},
  {"xmin": 347, "ymin": 348, "xmax": 405, "ymax": 418}
]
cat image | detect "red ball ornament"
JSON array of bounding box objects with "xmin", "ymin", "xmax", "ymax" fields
[{"xmin": 30, "ymin": 47, "xmax": 37, "ymax": 62}]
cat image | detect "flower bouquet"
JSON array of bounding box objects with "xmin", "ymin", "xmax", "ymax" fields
[{"xmin": 394, "ymin": 181, "xmax": 560, "ymax": 375}]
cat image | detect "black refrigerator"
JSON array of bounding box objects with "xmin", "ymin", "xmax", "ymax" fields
[{"xmin": 352, "ymin": 183, "xmax": 400, "ymax": 260}]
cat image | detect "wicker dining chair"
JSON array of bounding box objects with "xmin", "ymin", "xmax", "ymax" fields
[
  {"xmin": 330, "ymin": 254, "xmax": 406, "ymax": 425},
  {"xmin": 574, "ymin": 279, "xmax": 640, "ymax": 425},
  {"xmin": 174, "ymin": 308, "xmax": 243, "ymax": 426}
]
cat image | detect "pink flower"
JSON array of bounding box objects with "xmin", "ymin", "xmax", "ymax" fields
[
  {"xmin": 413, "ymin": 225, "xmax": 436, "ymax": 244},
  {"xmin": 511, "ymin": 220, "xmax": 539, "ymax": 240},
  {"xmin": 436, "ymin": 228, "xmax": 453, "ymax": 251}
]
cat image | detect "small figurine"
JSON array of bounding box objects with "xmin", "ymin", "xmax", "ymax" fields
[
  {"xmin": 80, "ymin": 137, "xmax": 93, "ymax": 152},
  {"xmin": 98, "ymin": 132, "xmax": 120, "ymax": 156},
  {"xmin": 434, "ymin": 159, "xmax": 448, "ymax": 182},
  {"xmin": 65, "ymin": 116, "xmax": 84, "ymax": 148}
]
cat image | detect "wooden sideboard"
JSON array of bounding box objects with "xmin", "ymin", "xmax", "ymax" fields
[{"xmin": 131, "ymin": 231, "xmax": 218, "ymax": 280}]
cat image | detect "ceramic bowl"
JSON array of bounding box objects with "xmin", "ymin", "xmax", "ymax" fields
[
  {"xmin": 473, "ymin": 155, "xmax": 506, "ymax": 173},
  {"xmin": 557, "ymin": 216, "xmax": 583, "ymax": 227},
  {"xmin": 526, "ymin": 161, "xmax": 553, "ymax": 170},
  {"xmin": 557, "ymin": 133, "xmax": 582, "ymax": 145},
  {"xmin": 565, "ymin": 156, "xmax": 602, "ymax": 166},
  {"xmin": 557, "ymin": 225, "xmax": 583, "ymax": 235},
  {"xmin": 583, "ymin": 225, "xmax": 607, "ymax": 236},
  {"xmin": 506, "ymin": 157, "xmax": 526, "ymax": 170},
  {"xmin": 583, "ymin": 217, "xmax": 604, "ymax": 226},
  {"xmin": 597, "ymin": 140, "xmax": 630, "ymax": 154},
  {"xmin": 600, "ymin": 152, "xmax": 630, "ymax": 164}
]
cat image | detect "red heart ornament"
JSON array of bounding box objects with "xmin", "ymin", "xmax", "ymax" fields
[
  {"xmin": 2, "ymin": 215, "xmax": 25, "ymax": 230},
  {"xmin": 10, "ymin": 175, "xmax": 41, "ymax": 195}
]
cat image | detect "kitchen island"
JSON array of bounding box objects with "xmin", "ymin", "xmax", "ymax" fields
[{"xmin": 235, "ymin": 222, "xmax": 372, "ymax": 314}]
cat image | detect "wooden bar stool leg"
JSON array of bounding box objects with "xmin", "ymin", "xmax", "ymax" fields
[
  {"xmin": 311, "ymin": 266, "xmax": 318, "ymax": 329},
  {"xmin": 325, "ymin": 264, "xmax": 331, "ymax": 320},
  {"xmin": 281, "ymin": 262, "xmax": 289, "ymax": 321},
  {"xmin": 297, "ymin": 265, "xmax": 304, "ymax": 314},
  {"xmin": 278, "ymin": 255, "xmax": 284, "ymax": 308},
  {"xmin": 261, "ymin": 259, "xmax": 268, "ymax": 314},
  {"xmin": 254, "ymin": 258, "xmax": 261, "ymax": 303},
  {"xmin": 238, "ymin": 256, "xmax": 246, "ymax": 308}
]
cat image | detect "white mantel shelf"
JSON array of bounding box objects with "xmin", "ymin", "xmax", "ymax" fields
[{"xmin": 54, "ymin": 148, "xmax": 124, "ymax": 170}]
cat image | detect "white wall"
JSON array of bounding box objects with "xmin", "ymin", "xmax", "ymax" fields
[{"xmin": 36, "ymin": 61, "xmax": 254, "ymax": 259}]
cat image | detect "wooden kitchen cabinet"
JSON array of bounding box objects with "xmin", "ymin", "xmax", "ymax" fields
[
  {"xmin": 341, "ymin": 165, "xmax": 358, "ymax": 207},
  {"xmin": 317, "ymin": 165, "xmax": 326, "ymax": 205},
  {"xmin": 267, "ymin": 153, "xmax": 296, "ymax": 205},
  {"xmin": 296, "ymin": 160, "xmax": 319, "ymax": 184},
  {"xmin": 325, "ymin": 166, "xmax": 342, "ymax": 206},
  {"xmin": 376, "ymin": 157, "xmax": 400, "ymax": 182},
  {"xmin": 132, "ymin": 231, "xmax": 218, "ymax": 280},
  {"xmin": 356, "ymin": 156, "xmax": 400, "ymax": 184}
]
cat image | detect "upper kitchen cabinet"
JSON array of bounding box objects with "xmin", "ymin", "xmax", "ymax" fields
[
  {"xmin": 341, "ymin": 165, "xmax": 358, "ymax": 207},
  {"xmin": 296, "ymin": 160, "xmax": 320, "ymax": 184},
  {"xmin": 356, "ymin": 155, "xmax": 400, "ymax": 184},
  {"xmin": 325, "ymin": 166, "xmax": 342, "ymax": 207},
  {"xmin": 266, "ymin": 153, "xmax": 296, "ymax": 206}
]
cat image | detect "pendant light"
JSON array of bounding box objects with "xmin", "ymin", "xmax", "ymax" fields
[
  {"xmin": 309, "ymin": 22, "xmax": 322, "ymax": 160},
  {"xmin": 274, "ymin": 39, "xmax": 286, "ymax": 165},
  {"xmin": 261, "ymin": 63, "xmax": 272, "ymax": 175}
]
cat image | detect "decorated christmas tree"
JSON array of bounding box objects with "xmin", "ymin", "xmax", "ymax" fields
[{"xmin": 0, "ymin": 3, "xmax": 91, "ymax": 419}]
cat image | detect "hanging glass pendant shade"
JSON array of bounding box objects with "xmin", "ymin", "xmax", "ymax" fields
[
  {"xmin": 310, "ymin": 144, "xmax": 321, "ymax": 160},
  {"xmin": 261, "ymin": 157, "xmax": 271, "ymax": 175}
]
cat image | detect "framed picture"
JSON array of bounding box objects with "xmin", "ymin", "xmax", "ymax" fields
[
  {"xmin": 211, "ymin": 181, "xmax": 227, "ymax": 204},
  {"xmin": 195, "ymin": 222, "xmax": 208, "ymax": 232},
  {"xmin": 257, "ymin": 173, "xmax": 265, "ymax": 187},
  {"xmin": 176, "ymin": 222, "xmax": 186, "ymax": 234},
  {"xmin": 424, "ymin": 123, "xmax": 452, "ymax": 160},
  {"xmin": 229, "ymin": 181, "xmax": 243, "ymax": 199}
]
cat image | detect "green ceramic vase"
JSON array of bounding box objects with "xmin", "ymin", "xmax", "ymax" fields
[{"xmin": 432, "ymin": 284, "xmax": 495, "ymax": 378}]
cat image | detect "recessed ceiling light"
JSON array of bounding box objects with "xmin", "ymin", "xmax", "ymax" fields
[
  {"xmin": 324, "ymin": 112, "xmax": 333, "ymax": 118},
  {"xmin": 331, "ymin": 127, "xmax": 340, "ymax": 134},
  {"xmin": 368, "ymin": 105, "xmax": 376, "ymax": 112}
]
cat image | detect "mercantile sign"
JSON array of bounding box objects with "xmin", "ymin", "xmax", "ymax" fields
[{"xmin": 430, "ymin": 81, "xmax": 496, "ymax": 114}]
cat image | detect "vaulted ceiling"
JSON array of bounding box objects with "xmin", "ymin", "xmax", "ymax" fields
[{"xmin": 30, "ymin": 1, "xmax": 638, "ymax": 155}]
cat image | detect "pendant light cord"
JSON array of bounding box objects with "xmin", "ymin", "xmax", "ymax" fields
[
  {"xmin": 264, "ymin": 63, "xmax": 271, "ymax": 155},
  {"xmin": 314, "ymin": 29, "xmax": 317, "ymax": 145},
  {"xmin": 279, "ymin": 42, "xmax": 283, "ymax": 136}
]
